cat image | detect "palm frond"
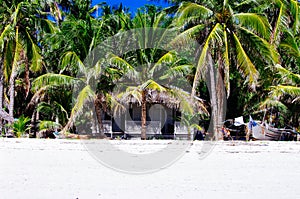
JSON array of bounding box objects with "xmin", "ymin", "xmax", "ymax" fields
[
  {"xmin": 11, "ymin": 27, "xmax": 22, "ymax": 75},
  {"xmin": 290, "ymin": 0, "xmax": 299, "ymax": 34},
  {"xmin": 60, "ymin": 51, "xmax": 85, "ymax": 74},
  {"xmin": 192, "ymin": 23, "xmax": 223, "ymax": 96},
  {"xmin": 116, "ymin": 87, "xmax": 143, "ymax": 105},
  {"xmin": 238, "ymin": 26, "xmax": 279, "ymax": 64},
  {"xmin": 159, "ymin": 64, "xmax": 193, "ymax": 80},
  {"xmin": 169, "ymin": 24, "xmax": 205, "ymax": 47},
  {"xmin": 234, "ymin": 0, "xmax": 259, "ymax": 7},
  {"xmin": 107, "ymin": 92, "xmax": 126, "ymax": 117},
  {"xmin": 32, "ymin": 73, "xmax": 77, "ymax": 92},
  {"xmin": 233, "ymin": 32, "xmax": 259, "ymax": 87},
  {"xmin": 271, "ymin": 1, "xmax": 288, "ymax": 44},
  {"xmin": 152, "ymin": 11, "xmax": 167, "ymax": 28},
  {"xmin": 11, "ymin": 2, "xmax": 22, "ymax": 26},
  {"xmin": 26, "ymin": 31, "xmax": 43, "ymax": 72},
  {"xmin": 62, "ymin": 85, "xmax": 95, "ymax": 133},
  {"xmin": 91, "ymin": 60, "xmax": 103, "ymax": 79},
  {"xmin": 258, "ymin": 97, "xmax": 288, "ymax": 112},
  {"xmin": 39, "ymin": 120, "xmax": 62, "ymax": 132},
  {"xmin": 177, "ymin": 2, "xmax": 213, "ymax": 26},
  {"xmin": 169, "ymin": 88, "xmax": 194, "ymax": 115},
  {"xmin": 41, "ymin": 19, "xmax": 59, "ymax": 34},
  {"xmin": 271, "ymin": 85, "xmax": 300, "ymax": 98},
  {"xmin": 233, "ymin": 13, "xmax": 271, "ymax": 39},
  {"xmin": 275, "ymin": 64, "xmax": 300, "ymax": 84},
  {"xmin": 168, "ymin": 87, "xmax": 207, "ymax": 115},
  {"xmin": 0, "ymin": 24, "xmax": 12, "ymax": 51},
  {"xmin": 150, "ymin": 51, "xmax": 176, "ymax": 75},
  {"xmin": 107, "ymin": 53, "xmax": 134, "ymax": 71},
  {"xmin": 140, "ymin": 80, "xmax": 167, "ymax": 92},
  {"xmin": 37, "ymin": 102, "xmax": 53, "ymax": 114},
  {"xmin": 3, "ymin": 40, "xmax": 14, "ymax": 81},
  {"xmin": 279, "ymin": 30, "xmax": 300, "ymax": 58}
]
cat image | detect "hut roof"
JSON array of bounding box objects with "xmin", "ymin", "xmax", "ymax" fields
[{"xmin": 113, "ymin": 88, "xmax": 208, "ymax": 115}]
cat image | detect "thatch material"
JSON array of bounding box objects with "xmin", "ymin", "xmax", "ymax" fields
[{"xmin": 113, "ymin": 89, "xmax": 209, "ymax": 115}]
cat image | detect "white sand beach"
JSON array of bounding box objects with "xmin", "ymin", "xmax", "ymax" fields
[{"xmin": 1, "ymin": 139, "xmax": 300, "ymax": 199}]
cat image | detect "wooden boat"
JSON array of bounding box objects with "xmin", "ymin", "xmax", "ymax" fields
[
  {"xmin": 250, "ymin": 122, "xmax": 281, "ymax": 141},
  {"xmin": 248, "ymin": 117, "xmax": 298, "ymax": 141}
]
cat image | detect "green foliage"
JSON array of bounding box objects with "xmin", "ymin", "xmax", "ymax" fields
[
  {"xmin": 39, "ymin": 120, "xmax": 62, "ymax": 132},
  {"xmin": 11, "ymin": 115, "xmax": 31, "ymax": 138},
  {"xmin": 0, "ymin": 0, "xmax": 299, "ymax": 135}
]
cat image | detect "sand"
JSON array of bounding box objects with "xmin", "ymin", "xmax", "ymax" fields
[{"xmin": 1, "ymin": 138, "xmax": 300, "ymax": 199}]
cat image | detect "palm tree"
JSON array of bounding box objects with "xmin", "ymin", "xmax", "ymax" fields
[
  {"xmin": 271, "ymin": 65, "xmax": 300, "ymax": 100},
  {"xmin": 171, "ymin": 0, "xmax": 278, "ymax": 139},
  {"xmin": 31, "ymin": 50, "xmax": 107, "ymax": 134},
  {"xmin": 109, "ymin": 50, "xmax": 205, "ymax": 139},
  {"xmin": 28, "ymin": 2, "xmax": 134, "ymax": 137},
  {"xmin": 0, "ymin": 1, "xmax": 44, "ymax": 135},
  {"xmin": 104, "ymin": 5, "xmax": 207, "ymax": 139},
  {"xmin": 254, "ymin": 0, "xmax": 299, "ymax": 126}
]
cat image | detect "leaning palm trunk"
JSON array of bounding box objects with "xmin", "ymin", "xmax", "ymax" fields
[
  {"xmin": 208, "ymin": 57, "xmax": 218, "ymax": 140},
  {"xmin": 94, "ymin": 95, "xmax": 105, "ymax": 137},
  {"xmin": 30, "ymin": 110, "xmax": 37, "ymax": 138},
  {"xmin": 207, "ymin": 53, "xmax": 226, "ymax": 140},
  {"xmin": 8, "ymin": 71, "xmax": 17, "ymax": 134},
  {"xmin": 216, "ymin": 58, "xmax": 227, "ymax": 140},
  {"xmin": 141, "ymin": 90, "xmax": 147, "ymax": 140},
  {"xmin": 0, "ymin": 59, "xmax": 3, "ymax": 133}
]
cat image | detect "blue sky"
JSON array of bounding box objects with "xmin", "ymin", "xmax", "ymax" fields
[{"xmin": 92, "ymin": 0, "xmax": 170, "ymax": 14}]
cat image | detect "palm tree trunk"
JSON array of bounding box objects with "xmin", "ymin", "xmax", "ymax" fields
[
  {"xmin": 95, "ymin": 94, "xmax": 104, "ymax": 137},
  {"xmin": 95, "ymin": 94, "xmax": 104, "ymax": 133},
  {"xmin": 0, "ymin": 58, "xmax": 3, "ymax": 134},
  {"xmin": 141, "ymin": 90, "xmax": 147, "ymax": 140},
  {"xmin": 24, "ymin": 56, "xmax": 30, "ymax": 98},
  {"xmin": 205, "ymin": 52, "xmax": 227, "ymax": 140},
  {"xmin": 8, "ymin": 71, "xmax": 16, "ymax": 134},
  {"xmin": 207, "ymin": 53, "xmax": 219, "ymax": 140},
  {"xmin": 216, "ymin": 52, "xmax": 227, "ymax": 139},
  {"xmin": 30, "ymin": 110, "xmax": 37, "ymax": 138}
]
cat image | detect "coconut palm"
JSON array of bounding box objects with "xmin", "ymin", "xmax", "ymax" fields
[
  {"xmin": 271, "ymin": 64, "xmax": 300, "ymax": 100},
  {"xmin": 0, "ymin": 1, "xmax": 44, "ymax": 135},
  {"xmin": 105, "ymin": 6, "xmax": 207, "ymax": 139},
  {"xmin": 29, "ymin": 2, "xmax": 133, "ymax": 137},
  {"xmin": 253, "ymin": 0, "xmax": 299, "ymax": 126},
  {"xmin": 109, "ymin": 50, "xmax": 206, "ymax": 139},
  {"xmin": 32, "ymin": 48, "xmax": 108, "ymax": 134},
  {"xmin": 10, "ymin": 115, "xmax": 31, "ymax": 138},
  {"xmin": 170, "ymin": 0, "xmax": 278, "ymax": 139}
]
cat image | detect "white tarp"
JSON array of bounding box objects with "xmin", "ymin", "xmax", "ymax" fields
[{"xmin": 234, "ymin": 116, "xmax": 245, "ymax": 126}]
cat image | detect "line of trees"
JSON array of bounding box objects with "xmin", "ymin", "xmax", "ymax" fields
[{"xmin": 0, "ymin": 0, "xmax": 299, "ymax": 139}]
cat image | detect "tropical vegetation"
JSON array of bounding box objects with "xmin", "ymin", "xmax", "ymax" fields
[{"xmin": 0, "ymin": 0, "xmax": 299, "ymax": 139}]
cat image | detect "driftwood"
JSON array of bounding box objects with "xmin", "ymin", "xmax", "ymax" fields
[{"xmin": 0, "ymin": 109, "xmax": 14, "ymax": 123}]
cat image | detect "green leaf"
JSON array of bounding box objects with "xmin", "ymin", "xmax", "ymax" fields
[
  {"xmin": 271, "ymin": 85, "xmax": 300, "ymax": 98},
  {"xmin": 60, "ymin": 51, "xmax": 85, "ymax": 74},
  {"xmin": 234, "ymin": 13, "xmax": 271, "ymax": 39},
  {"xmin": 32, "ymin": 73, "xmax": 77, "ymax": 92},
  {"xmin": 233, "ymin": 32, "xmax": 259, "ymax": 87},
  {"xmin": 39, "ymin": 120, "xmax": 62, "ymax": 131},
  {"xmin": 62, "ymin": 85, "xmax": 95, "ymax": 132},
  {"xmin": 192, "ymin": 23, "xmax": 223, "ymax": 96},
  {"xmin": 26, "ymin": 31, "xmax": 43, "ymax": 72},
  {"xmin": 177, "ymin": 2, "xmax": 213, "ymax": 26}
]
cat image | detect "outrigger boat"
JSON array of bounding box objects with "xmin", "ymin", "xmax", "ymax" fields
[
  {"xmin": 248, "ymin": 116, "xmax": 299, "ymax": 141},
  {"xmin": 222, "ymin": 115, "xmax": 299, "ymax": 141}
]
